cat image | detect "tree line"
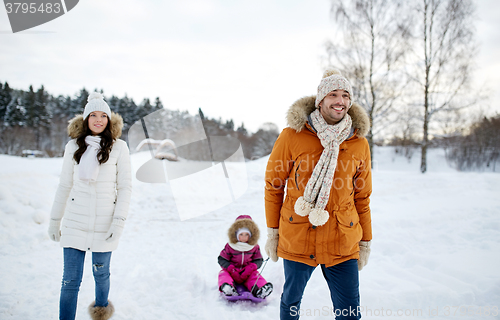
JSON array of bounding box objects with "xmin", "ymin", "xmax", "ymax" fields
[
  {"xmin": 442, "ymin": 115, "xmax": 500, "ymax": 171},
  {"xmin": 386, "ymin": 113, "xmax": 500, "ymax": 172},
  {"xmin": 2, "ymin": 0, "xmax": 495, "ymax": 169},
  {"xmin": 0, "ymin": 82, "xmax": 279, "ymax": 160}
]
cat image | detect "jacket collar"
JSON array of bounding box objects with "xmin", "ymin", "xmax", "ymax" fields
[
  {"xmin": 67, "ymin": 112, "xmax": 124, "ymax": 139},
  {"xmin": 227, "ymin": 217, "xmax": 260, "ymax": 246},
  {"xmin": 286, "ymin": 95, "xmax": 370, "ymax": 137},
  {"xmin": 306, "ymin": 113, "xmax": 355, "ymax": 139},
  {"xmin": 228, "ymin": 242, "xmax": 255, "ymax": 252}
]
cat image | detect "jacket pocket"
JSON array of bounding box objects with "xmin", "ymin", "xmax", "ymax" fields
[
  {"xmin": 279, "ymin": 197, "xmax": 311, "ymax": 255},
  {"xmin": 332, "ymin": 206, "xmax": 363, "ymax": 256},
  {"xmin": 66, "ymin": 193, "xmax": 89, "ymax": 214}
]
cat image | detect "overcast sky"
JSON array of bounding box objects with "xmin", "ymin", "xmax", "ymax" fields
[{"xmin": 1, "ymin": 0, "xmax": 499, "ymax": 133}]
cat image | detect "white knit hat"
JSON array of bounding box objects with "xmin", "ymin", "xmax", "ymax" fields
[
  {"xmin": 83, "ymin": 92, "xmax": 111, "ymax": 120},
  {"xmin": 315, "ymin": 68, "xmax": 353, "ymax": 108},
  {"xmin": 236, "ymin": 227, "xmax": 252, "ymax": 240}
]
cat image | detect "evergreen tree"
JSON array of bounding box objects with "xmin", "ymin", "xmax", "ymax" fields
[
  {"xmin": 5, "ymin": 94, "xmax": 27, "ymax": 127},
  {"xmin": 224, "ymin": 119, "xmax": 234, "ymax": 131},
  {"xmin": 237, "ymin": 122, "xmax": 247, "ymax": 136},
  {"xmin": 154, "ymin": 97, "xmax": 163, "ymax": 111},
  {"xmin": 24, "ymin": 85, "xmax": 36, "ymax": 128},
  {"xmin": 0, "ymin": 82, "xmax": 13, "ymax": 124},
  {"xmin": 35, "ymin": 86, "xmax": 50, "ymax": 124},
  {"xmin": 137, "ymin": 98, "xmax": 154, "ymax": 119},
  {"xmin": 50, "ymin": 95, "xmax": 73, "ymax": 119},
  {"xmin": 33, "ymin": 85, "xmax": 51, "ymax": 149},
  {"xmin": 70, "ymin": 88, "xmax": 89, "ymax": 116},
  {"xmin": 107, "ymin": 95, "xmax": 120, "ymax": 114},
  {"xmin": 115, "ymin": 95, "xmax": 137, "ymax": 128}
]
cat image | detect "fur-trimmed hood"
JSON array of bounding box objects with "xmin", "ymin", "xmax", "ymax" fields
[
  {"xmin": 67, "ymin": 112, "xmax": 124, "ymax": 139},
  {"xmin": 286, "ymin": 95, "xmax": 370, "ymax": 137},
  {"xmin": 227, "ymin": 216, "xmax": 260, "ymax": 246}
]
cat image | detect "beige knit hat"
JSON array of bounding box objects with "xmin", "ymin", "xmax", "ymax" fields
[
  {"xmin": 83, "ymin": 92, "xmax": 111, "ymax": 120},
  {"xmin": 315, "ymin": 68, "xmax": 353, "ymax": 108}
]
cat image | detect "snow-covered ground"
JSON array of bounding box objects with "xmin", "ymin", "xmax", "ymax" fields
[{"xmin": 0, "ymin": 146, "xmax": 499, "ymax": 319}]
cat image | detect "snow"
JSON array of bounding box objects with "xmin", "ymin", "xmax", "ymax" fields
[{"xmin": 1, "ymin": 146, "xmax": 499, "ymax": 319}]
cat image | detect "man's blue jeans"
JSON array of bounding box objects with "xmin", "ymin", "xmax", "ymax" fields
[
  {"xmin": 280, "ymin": 259, "xmax": 360, "ymax": 320},
  {"xmin": 59, "ymin": 248, "xmax": 112, "ymax": 320}
]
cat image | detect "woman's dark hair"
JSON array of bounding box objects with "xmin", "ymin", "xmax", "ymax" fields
[{"xmin": 73, "ymin": 115, "xmax": 114, "ymax": 164}]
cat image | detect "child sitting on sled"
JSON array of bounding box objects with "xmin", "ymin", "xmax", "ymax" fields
[{"xmin": 218, "ymin": 215, "xmax": 273, "ymax": 299}]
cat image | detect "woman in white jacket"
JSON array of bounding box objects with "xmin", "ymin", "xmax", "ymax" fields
[{"xmin": 48, "ymin": 92, "xmax": 132, "ymax": 320}]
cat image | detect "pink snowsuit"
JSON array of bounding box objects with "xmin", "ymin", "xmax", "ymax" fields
[
  {"xmin": 217, "ymin": 215, "xmax": 268, "ymax": 293},
  {"xmin": 218, "ymin": 243, "xmax": 268, "ymax": 292}
]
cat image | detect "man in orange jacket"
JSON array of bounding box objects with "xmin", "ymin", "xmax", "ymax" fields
[{"xmin": 264, "ymin": 68, "xmax": 372, "ymax": 320}]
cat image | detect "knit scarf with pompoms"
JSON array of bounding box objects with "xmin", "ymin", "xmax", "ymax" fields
[{"xmin": 294, "ymin": 109, "xmax": 352, "ymax": 226}]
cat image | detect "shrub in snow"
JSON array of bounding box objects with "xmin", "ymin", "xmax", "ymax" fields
[{"xmin": 32, "ymin": 210, "xmax": 47, "ymax": 224}]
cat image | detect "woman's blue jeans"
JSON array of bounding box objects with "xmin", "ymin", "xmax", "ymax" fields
[
  {"xmin": 280, "ymin": 259, "xmax": 361, "ymax": 320},
  {"xmin": 59, "ymin": 248, "xmax": 112, "ymax": 320}
]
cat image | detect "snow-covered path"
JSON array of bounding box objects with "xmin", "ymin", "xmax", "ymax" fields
[{"xmin": 1, "ymin": 147, "xmax": 499, "ymax": 319}]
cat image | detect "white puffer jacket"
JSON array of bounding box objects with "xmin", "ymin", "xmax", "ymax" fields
[{"xmin": 50, "ymin": 112, "xmax": 132, "ymax": 252}]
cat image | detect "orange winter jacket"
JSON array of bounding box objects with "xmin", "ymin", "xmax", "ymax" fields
[{"xmin": 265, "ymin": 96, "xmax": 372, "ymax": 267}]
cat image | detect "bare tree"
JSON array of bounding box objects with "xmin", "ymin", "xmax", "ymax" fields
[
  {"xmin": 324, "ymin": 0, "xmax": 411, "ymax": 164},
  {"xmin": 389, "ymin": 103, "xmax": 421, "ymax": 161},
  {"xmin": 407, "ymin": 0, "xmax": 477, "ymax": 173},
  {"xmin": 445, "ymin": 115, "xmax": 500, "ymax": 171}
]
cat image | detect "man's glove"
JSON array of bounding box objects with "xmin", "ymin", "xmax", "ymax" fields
[
  {"xmin": 265, "ymin": 227, "xmax": 279, "ymax": 262},
  {"xmin": 358, "ymin": 241, "xmax": 371, "ymax": 271},
  {"xmin": 105, "ymin": 218, "xmax": 126, "ymax": 243},
  {"xmin": 48, "ymin": 219, "xmax": 61, "ymax": 242}
]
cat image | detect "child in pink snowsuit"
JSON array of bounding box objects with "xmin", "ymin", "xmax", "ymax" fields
[{"xmin": 218, "ymin": 215, "xmax": 273, "ymax": 298}]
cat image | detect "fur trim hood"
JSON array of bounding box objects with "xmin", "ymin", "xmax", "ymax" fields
[
  {"xmin": 67, "ymin": 112, "xmax": 124, "ymax": 139},
  {"xmin": 286, "ymin": 95, "xmax": 370, "ymax": 137},
  {"xmin": 227, "ymin": 217, "xmax": 260, "ymax": 246}
]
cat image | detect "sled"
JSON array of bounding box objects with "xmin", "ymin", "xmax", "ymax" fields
[{"xmin": 222, "ymin": 284, "xmax": 266, "ymax": 303}]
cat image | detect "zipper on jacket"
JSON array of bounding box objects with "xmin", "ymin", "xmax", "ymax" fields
[
  {"xmin": 295, "ymin": 160, "xmax": 302, "ymax": 191},
  {"xmin": 351, "ymin": 176, "xmax": 355, "ymax": 195}
]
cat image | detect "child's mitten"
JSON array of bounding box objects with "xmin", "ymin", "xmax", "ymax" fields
[
  {"xmin": 240, "ymin": 263, "xmax": 258, "ymax": 280},
  {"xmin": 227, "ymin": 265, "xmax": 243, "ymax": 283}
]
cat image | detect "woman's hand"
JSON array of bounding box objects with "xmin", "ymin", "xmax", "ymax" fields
[
  {"xmin": 48, "ymin": 219, "xmax": 61, "ymax": 242},
  {"xmin": 105, "ymin": 218, "xmax": 126, "ymax": 243}
]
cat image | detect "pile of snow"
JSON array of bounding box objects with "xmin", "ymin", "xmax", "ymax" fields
[{"xmin": 0, "ymin": 146, "xmax": 499, "ymax": 319}]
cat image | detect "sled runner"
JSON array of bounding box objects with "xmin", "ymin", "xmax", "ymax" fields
[{"xmin": 222, "ymin": 284, "xmax": 266, "ymax": 303}]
